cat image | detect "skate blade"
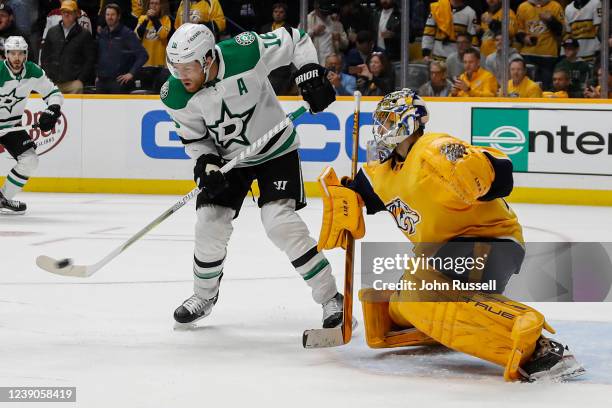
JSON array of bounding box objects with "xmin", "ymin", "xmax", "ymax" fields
[
  {"xmin": 0, "ymin": 208, "xmax": 25, "ymax": 215},
  {"xmin": 527, "ymin": 355, "xmax": 587, "ymax": 382}
]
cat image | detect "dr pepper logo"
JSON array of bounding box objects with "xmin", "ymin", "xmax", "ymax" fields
[{"xmin": 0, "ymin": 109, "xmax": 68, "ymax": 156}]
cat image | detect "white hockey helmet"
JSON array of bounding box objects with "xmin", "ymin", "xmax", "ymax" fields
[
  {"xmin": 166, "ymin": 23, "xmax": 216, "ymax": 82},
  {"xmin": 370, "ymin": 88, "xmax": 429, "ymax": 163},
  {"xmin": 4, "ymin": 36, "xmax": 28, "ymax": 60}
]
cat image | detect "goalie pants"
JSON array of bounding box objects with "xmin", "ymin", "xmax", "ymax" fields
[
  {"xmin": 0, "ymin": 130, "xmax": 38, "ymax": 200},
  {"xmin": 192, "ymin": 150, "xmax": 337, "ymax": 304}
]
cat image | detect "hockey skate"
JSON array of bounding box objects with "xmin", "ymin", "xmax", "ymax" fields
[
  {"xmin": 519, "ymin": 337, "xmax": 586, "ymax": 382},
  {"xmin": 173, "ymin": 293, "xmax": 219, "ymax": 326},
  {"xmin": 0, "ymin": 191, "xmax": 26, "ymax": 215},
  {"xmin": 322, "ymin": 292, "xmax": 344, "ymax": 328}
]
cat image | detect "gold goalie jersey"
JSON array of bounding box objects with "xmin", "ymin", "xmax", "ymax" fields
[{"xmin": 358, "ymin": 132, "xmax": 523, "ymax": 244}]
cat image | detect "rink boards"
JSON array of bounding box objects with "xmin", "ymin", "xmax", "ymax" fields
[{"xmin": 1, "ymin": 95, "xmax": 611, "ymax": 205}]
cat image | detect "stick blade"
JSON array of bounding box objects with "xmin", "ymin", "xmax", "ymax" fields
[
  {"xmin": 35, "ymin": 255, "xmax": 90, "ymax": 277},
  {"xmin": 302, "ymin": 327, "xmax": 344, "ymax": 348}
]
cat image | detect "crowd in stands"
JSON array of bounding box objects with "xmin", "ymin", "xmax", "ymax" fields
[{"xmin": 0, "ymin": 0, "xmax": 610, "ymax": 97}]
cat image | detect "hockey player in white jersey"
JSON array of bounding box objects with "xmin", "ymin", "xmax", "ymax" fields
[
  {"xmin": 0, "ymin": 36, "xmax": 63, "ymax": 214},
  {"xmin": 161, "ymin": 24, "xmax": 341, "ymax": 327}
]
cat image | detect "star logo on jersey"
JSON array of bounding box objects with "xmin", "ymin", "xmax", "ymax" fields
[
  {"xmin": 386, "ymin": 198, "xmax": 421, "ymax": 235},
  {"xmin": 208, "ymin": 100, "xmax": 255, "ymax": 148},
  {"xmin": 0, "ymin": 88, "xmax": 25, "ymax": 114}
]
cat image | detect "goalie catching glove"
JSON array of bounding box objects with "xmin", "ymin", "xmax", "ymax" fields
[
  {"xmin": 37, "ymin": 104, "xmax": 61, "ymax": 132},
  {"xmin": 317, "ymin": 166, "xmax": 365, "ymax": 251},
  {"xmin": 194, "ymin": 154, "xmax": 229, "ymax": 199},
  {"xmin": 294, "ymin": 63, "xmax": 336, "ymax": 113}
]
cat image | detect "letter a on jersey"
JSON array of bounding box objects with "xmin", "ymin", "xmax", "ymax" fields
[{"xmin": 208, "ymin": 100, "xmax": 255, "ymax": 148}]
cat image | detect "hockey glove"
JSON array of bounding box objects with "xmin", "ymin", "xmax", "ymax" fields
[
  {"xmin": 37, "ymin": 105, "xmax": 61, "ymax": 132},
  {"xmin": 294, "ymin": 63, "xmax": 336, "ymax": 113},
  {"xmin": 194, "ymin": 154, "xmax": 229, "ymax": 199},
  {"xmin": 317, "ymin": 166, "xmax": 365, "ymax": 251}
]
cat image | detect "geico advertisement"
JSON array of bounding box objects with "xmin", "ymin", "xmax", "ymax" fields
[{"xmin": 472, "ymin": 107, "xmax": 612, "ymax": 176}]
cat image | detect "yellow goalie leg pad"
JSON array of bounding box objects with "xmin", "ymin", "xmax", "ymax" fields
[
  {"xmin": 388, "ymin": 268, "xmax": 555, "ymax": 381},
  {"xmin": 358, "ymin": 288, "xmax": 436, "ymax": 348},
  {"xmin": 317, "ymin": 166, "xmax": 365, "ymax": 251}
]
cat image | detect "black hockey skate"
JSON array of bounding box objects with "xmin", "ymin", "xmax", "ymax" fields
[
  {"xmin": 519, "ymin": 337, "xmax": 586, "ymax": 382},
  {"xmin": 174, "ymin": 293, "xmax": 219, "ymax": 324},
  {"xmin": 0, "ymin": 191, "xmax": 26, "ymax": 214},
  {"xmin": 322, "ymin": 292, "xmax": 343, "ymax": 328}
]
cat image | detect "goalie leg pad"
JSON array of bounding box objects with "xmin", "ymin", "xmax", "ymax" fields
[
  {"xmin": 388, "ymin": 266, "xmax": 554, "ymax": 381},
  {"xmin": 359, "ymin": 288, "xmax": 435, "ymax": 348},
  {"xmin": 317, "ymin": 166, "xmax": 365, "ymax": 251}
]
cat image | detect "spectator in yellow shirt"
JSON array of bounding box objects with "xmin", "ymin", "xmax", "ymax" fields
[
  {"xmin": 134, "ymin": 0, "xmax": 171, "ymax": 92},
  {"xmin": 507, "ymin": 58, "xmax": 543, "ymax": 97},
  {"xmin": 479, "ymin": 0, "xmax": 518, "ymax": 57},
  {"xmin": 516, "ymin": 0, "xmax": 565, "ymax": 90},
  {"xmin": 451, "ymin": 48, "xmax": 498, "ymax": 97},
  {"xmin": 543, "ymin": 69, "xmax": 571, "ymax": 98},
  {"xmin": 174, "ymin": 0, "xmax": 226, "ymax": 36}
]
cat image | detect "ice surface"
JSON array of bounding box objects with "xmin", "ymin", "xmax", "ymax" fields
[{"xmin": 1, "ymin": 193, "xmax": 611, "ymax": 407}]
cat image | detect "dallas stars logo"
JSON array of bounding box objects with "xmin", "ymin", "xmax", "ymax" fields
[
  {"xmin": 0, "ymin": 88, "xmax": 24, "ymax": 114},
  {"xmin": 208, "ymin": 100, "xmax": 255, "ymax": 148}
]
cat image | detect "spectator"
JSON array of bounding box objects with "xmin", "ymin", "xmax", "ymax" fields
[
  {"xmin": 555, "ymin": 38, "xmax": 592, "ymax": 97},
  {"xmin": 260, "ymin": 2, "xmax": 288, "ymax": 33},
  {"xmin": 325, "ymin": 53, "xmax": 356, "ymax": 96},
  {"xmin": 96, "ymin": 3, "xmax": 148, "ymax": 93},
  {"xmin": 42, "ymin": 1, "xmax": 92, "ymax": 41},
  {"xmin": 445, "ymin": 32, "xmax": 471, "ymax": 79},
  {"xmin": 174, "ymin": 0, "xmax": 226, "ymax": 37},
  {"xmin": 98, "ymin": 0, "xmax": 137, "ymax": 29},
  {"xmin": 259, "ymin": 2, "xmax": 294, "ymax": 95},
  {"xmin": 338, "ymin": 0, "xmax": 371, "ymax": 46},
  {"xmin": 584, "ymin": 66, "xmax": 612, "ymax": 98},
  {"xmin": 516, "ymin": 0, "xmax": 565, "ymax": 90},
  {"xmin": 356, "ymin": 52, "xmax": 395, "ymax": 96},
  {"xmin": 422, "ymin": 0, "xmax": 477, "ymax": 61},
  {"xmin": 223, "ymin": 1, "xmax": 260, "ymax": 35},
  {"xmin": 451, "ymin": 47, "xmax": 498, "ymax": 97},
  {"xmin": 5, "ymin": 0, "xmax": 37, "ymax": 37},
  {"xmin": 41, "ymin": 1, "xmax": 95, "ymax": 93},
  {"xmin": 134, "ymin": 0, "xmax": 171, "ymax": 92},
  {"xmin": 345, "ymin": 30, "xmax": 385, "ymax": 76},
  {"xmin": 132, "ymin": 0, "xmax": 145, "ymax": 18},
  {"xmin": 306, "ymin": 0, "xmax": 348, "ymax": 64},
  {"xmin": 543, "ymin": 69, "xmax": 571, "ymax": 97},
  {"xmin": 418, "ymin": 60, "xmax": 454, "ymax": 96},
  {"xmin": 564, "ymin": 0, "xmax": 601, "ymax": 63},
  {"xmin": 506, "ymin": 58, "xmax": 543, "ymax": 97},
  {"xmin": 484, "ymin": 32, "xmax": 523, "ymax": 83},
  {"xmin": 479, "ymin": 0, "xmax": 517, "ymax": 57},
  {"xmin": 0, "ymin": 3, "xmax": 34, "ymax": 60},
  {"xmin": 371, "ymin": 0, "xmax": 401, "ymax": 61}
]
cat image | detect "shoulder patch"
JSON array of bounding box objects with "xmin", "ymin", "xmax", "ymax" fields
[
  {"xmin": 24, "ymin": 61, "xmax": 44, "ymax": 79},
  {"xmin": 234, "ymin": 32, "xmax": 256, "ymax": 46},
  {"xmin": 218, "ymin": 32, "xmax": 261, "ymax": 79},
  {"xmin": 160, "ymin": 76, "xmax": 196, "ymax": 110}
]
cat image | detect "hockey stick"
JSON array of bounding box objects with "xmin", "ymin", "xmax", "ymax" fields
[
  {"xmin": 303, "ymin": 91, "xmax": 361, "ymax": 348},
  {"xmin": 36, "ymin": 106, "xmax": 308, "ymax": 278}
]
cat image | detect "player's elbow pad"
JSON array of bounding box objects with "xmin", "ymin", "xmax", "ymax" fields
[{"xmin": 478, "ymin": 151, "xmax": 514, "ymax": 201}]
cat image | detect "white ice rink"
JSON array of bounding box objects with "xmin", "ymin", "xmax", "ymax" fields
[{"xmin": 2, "ymin": 192, "xmax": 612, "ymax": 407}]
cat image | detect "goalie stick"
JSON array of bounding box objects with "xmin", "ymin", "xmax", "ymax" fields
[
  {"xmin": 36, "ymin": 106, "xmax": 308, "ymax": 278},
  {"xmin": 303, "ymin": 91, "xmax": 361, "ymax": 348}
]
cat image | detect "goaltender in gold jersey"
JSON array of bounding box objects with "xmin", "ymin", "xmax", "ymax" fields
[{"xmin": 316, "ymin": 89, "xmax": 585, "ymax": 382}]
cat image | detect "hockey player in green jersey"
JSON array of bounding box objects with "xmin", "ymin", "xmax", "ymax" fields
[
  {"xmin": 0, "ymin": 36, "xmax": 63, "ymax": 214},
  {"xmin": 162, "ymin": 24, "xmax": 340, "ymax": 327}
]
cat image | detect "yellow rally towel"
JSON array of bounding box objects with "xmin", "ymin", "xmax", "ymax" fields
[{"xmin": 431, "ymin": 0, "xmax": 456, "ymax": 41}]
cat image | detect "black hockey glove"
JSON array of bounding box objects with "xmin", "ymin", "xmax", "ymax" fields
[
  {"xmin": 37, "ymin": 104, "xmax": 61, "ymax": 132},
  {"xmin": 294, "ymin": 63, "xmax": 336, "ymax": 113},
  {"xmin": 194, "ymin": 154, "xmax": 229, "ymax": 199}
]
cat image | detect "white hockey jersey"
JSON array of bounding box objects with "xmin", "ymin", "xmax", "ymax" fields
[
  {"xmin": 422, "ymin": 4, "xmax": 478, "ymax": 60},
  {"xmin": 565, "ymin": 0, "xmax": 601, "ymax": 61},
  {"xmin": 0, "ymin": 60, "xmax": 63, "ymax": 130},
  {"xmin": 161, "ymin": 27, "xmax": 318, "ymax": 167}
]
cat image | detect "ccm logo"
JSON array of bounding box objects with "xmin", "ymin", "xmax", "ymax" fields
[{"xmin": 295, "ymin": 70, "xmax": 318, "ymax": 85}]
